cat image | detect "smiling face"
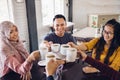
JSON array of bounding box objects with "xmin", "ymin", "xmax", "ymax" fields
[
  {"xmin": 53, "ymin": 18, "xmax": 66, "ymax": 37},
  {"xmin": 9, "ymin": 25, "xmax": 19, "ymax": 42},
  {"xmin": 103, "ymin": 25, "xmax": 114, "ymax": 44}
]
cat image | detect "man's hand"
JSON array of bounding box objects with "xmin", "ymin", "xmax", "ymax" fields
[{"xmin": 45, "ymin": 59, "xmax": 65, "ymax": 76}]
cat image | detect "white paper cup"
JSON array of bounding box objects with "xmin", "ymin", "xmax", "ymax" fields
[{"xmin": 66, "ymin": 48, "xmax": 77, "ymax": 62}]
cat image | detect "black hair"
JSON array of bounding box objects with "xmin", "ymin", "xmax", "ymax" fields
[
  {"xmin": 94, "ymin": 19, "xmax": 120, "ymax": 64},
  {"xmin": 53, "ymin": 14, "xmax": 66, "ymax": 22}
]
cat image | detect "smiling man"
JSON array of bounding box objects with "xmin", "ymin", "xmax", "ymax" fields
[{"xmin": 40, "ymin": 14, "xmax": 76, "ymax": 49}]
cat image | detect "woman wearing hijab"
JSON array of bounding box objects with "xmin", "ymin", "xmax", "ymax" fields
[{"xmin": 0, "ymin": 21, "xmax": 40, "ymax": 80}]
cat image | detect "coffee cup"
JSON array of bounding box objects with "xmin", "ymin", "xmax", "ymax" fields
[
  {"xmin": 45, "ymin": 52, "xmax": 56, "ymax": 63},
  {"xmin": 66, "ymin": 48, "xmax": 77, "ymax": 62},
  {"xmin": 39, "ymin": 47, "xmax": 48, "ymax": 60},
  {"xmin": 60, "ymin": 44, "xmax": 70, "ymax": 55},
  {"xmin": 51, "ymin": 43, "xmax": 60, "ymax": 53}
]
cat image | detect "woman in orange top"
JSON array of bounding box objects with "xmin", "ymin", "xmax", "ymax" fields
[{"xmin": 68, "ymin": 19, "xmax": 120, "ymax": 73}]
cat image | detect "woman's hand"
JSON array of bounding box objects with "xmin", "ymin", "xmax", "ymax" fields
[
  {"xmin": 68, "ymin": 42, "xmax": 87, "ymax": 51},
  {"xmin": 78, "ymin": 49, "xmax": 87, "ymax": 61},
  {"xmin": 25, "ymin": 71, "xmax": 31, "ymax": 80},
  {"xmin": 21, "ymin": 71, "xmax": 31, "ymax": 80},
  {"xmin": 67, "ymin": 42, "xmax": 79, "ymax": 50},
  {"xmin": 67, "ymin": 42, "xmax": 77, "ymax": 47},
  {"xmin": 26, "ymin": 50, "xmax": 40, "ymax": 63}
]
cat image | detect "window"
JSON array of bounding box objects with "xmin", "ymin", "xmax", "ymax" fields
[
  {"xmin": 0, "ymin": 0, "xmax": 10, "ymax": 22},
  {"xmin": 0, "ymin": 0, "xmax": 14, "ymax": 23},
  {"xmin": 41, "ymin": 0, "xmax": 64, "ymax": 25}
]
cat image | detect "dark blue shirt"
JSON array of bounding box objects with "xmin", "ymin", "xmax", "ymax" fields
[{"xmin": 44, "ymin": 32, "xmax": 76, "ymax": 44}]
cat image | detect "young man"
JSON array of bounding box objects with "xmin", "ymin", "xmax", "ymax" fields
[{"xmin": 40, "ymin": 14, "xmax": 76, "ymax": 49}]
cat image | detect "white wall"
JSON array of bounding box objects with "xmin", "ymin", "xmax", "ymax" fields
[{"xmin": 73, "ymin": 0, "xmax": 120, "ymax": 29}]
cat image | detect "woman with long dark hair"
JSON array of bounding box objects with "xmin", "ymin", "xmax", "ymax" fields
[{"xmin": 68, "ymin": 19, "xmax": 120, "ymax": 73}]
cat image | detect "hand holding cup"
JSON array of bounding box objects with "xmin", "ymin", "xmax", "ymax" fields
[{"xmin": 27, "ymin": 50, "xmax": 40, "ymax": 63}]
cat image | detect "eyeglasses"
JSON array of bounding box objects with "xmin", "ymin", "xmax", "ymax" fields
[{"xmin": 103, "ymin": 30, "xmax": 114, "ymax": 36}]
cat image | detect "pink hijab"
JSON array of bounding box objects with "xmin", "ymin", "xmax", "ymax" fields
[{"xmin": 0, "ymin": 21, "xmax": 29, "ymax": 76}]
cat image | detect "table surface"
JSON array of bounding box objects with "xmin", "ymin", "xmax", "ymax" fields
[
  {"xmin": 73, "ymin": 27, "xmax": 101, "ymax": 38},
  {"xmin": 38, "ymin": 58, "xmax": 109, "ymax": 80}
]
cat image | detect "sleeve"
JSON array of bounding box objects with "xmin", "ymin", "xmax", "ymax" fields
[
  {"xmin": 85, "ymin": 56, "xmax": 118, "ymax": 78},
  {"xmin": 6, "ymin": 55, "xmax": 32, "ymax": 75},
  {"xmin": 109, "ymin": 47, "xmax": 120, "ymax": 71},
  {"xmin": 69, "ymin": 35, "xmax": 77, "ymax": 44},
  {"xmin": 84, "ymin": 38, "xmax": 99, "ymax": 50},
  {"xmin": 46, "ymin": 75, "xmax": 54, "ymax": 80},
  {"xmin": 44, "ymin": 34, "xmax": 51, "ymax": 42}
]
